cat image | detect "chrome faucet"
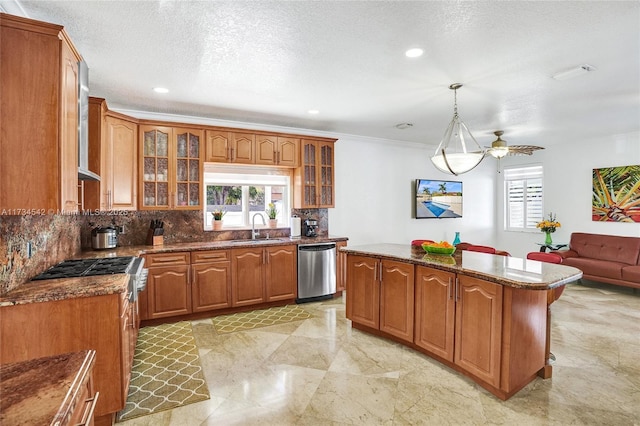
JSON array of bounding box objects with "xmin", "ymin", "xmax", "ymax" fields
[{"xmin": 251, "ymin": 213, "xmax": 266, "ymax": 239}]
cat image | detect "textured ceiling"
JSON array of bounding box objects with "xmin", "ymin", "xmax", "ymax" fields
[{"xmin": 6, "ymin": 0, "xmax": 640, "ymax": 148}]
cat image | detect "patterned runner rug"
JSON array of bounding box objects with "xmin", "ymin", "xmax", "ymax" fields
[
  {"xmin": 117, "ymin": 321, "xmax": 210, "ymax": 422},
  {"xmin": 212, "ymin": 304, "xmax": 312, "ymax": 333}
]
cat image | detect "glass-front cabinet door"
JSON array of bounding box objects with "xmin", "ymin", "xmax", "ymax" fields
[
  {"xmin": 139, "ymin": 125, "xmax": 203, "ymax": 210},
  {"xmin": 302, "ymin": 141, "xmax": 317, "ymax": 206},
  {"xmin": 141, "ymin": 127, "xmax": 171, "ymax": 209},
  {"xmin": 318, "ymin": 141, "xmax": 334, "ymax": 207},
  {"xmin": 294, "ymin": 139, "xmax": 336, "ymax": 209},
  {"xmin": 174, "ymin": 128, "xmax": 201, "ymax": 208}
]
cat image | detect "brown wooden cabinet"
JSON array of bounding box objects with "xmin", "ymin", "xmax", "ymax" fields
[
  {"xmin": 414, "ymin": 266, "xmax": 456, "ymax": 360},
  {"xmin": 191, "ymin": 250, "xmax": 232, "ymax": 312},
  {"xmin": 255, "ymin": 134, "xmax": 300, "ymax": 167},
  {"xmin": 293, "ymin": 139, "xmax": 336, "ymax": 208},
  {"xmin": 205, "ymin": 130, "xmax": 255, "ymax": 163},
  {"xmin": 0, "ymin": 14, "xmax": 80, "ymax": 212},
  {"xmin": 265, "ymin": 245, "xmax": 297, "ymax": 301},
  {"xmin": 335, "ymin": 241, "xmax": 347, "ymax": 292},
  {"xmin": 454, "ymin": 274, "xmax": 503, "ymax": 387},
  {"xmin": 0, "ymin": 291, "xmax": 132, "ymax": 421},
  {"xmin": 140, "ymin": 126, "xmax": 202, "ymax": 210},
  {"xmin": 85, "ymin": 98, "xmax": 138, "ymax": 211},
  {"xmin": 414, "ymin": 266, "xmax": 502, "ymax": 386},
  {"xmin": 346, "ymin": 255, "xmax": 414, "ymax": 342},
  {"xmin": 144, "ymin": 252, "xmax": 191, "ymax": 319},
  {"xmin": 231, "ymin": 245, "xmax": 297, "ymax": 307}
]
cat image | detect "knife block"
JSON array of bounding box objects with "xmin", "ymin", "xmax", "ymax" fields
[{"xmin": 146, "ymin": 229, "xmax": 164, "ymax": 246}]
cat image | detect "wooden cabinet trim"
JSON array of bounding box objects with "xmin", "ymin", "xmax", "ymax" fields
[
  {"xmin": 191, "ymin": 250, "xmax": 230, "ymax": 263},
  {"xmin": 145, "ymin": 252, "xmax": 190, "ymax": 267}
]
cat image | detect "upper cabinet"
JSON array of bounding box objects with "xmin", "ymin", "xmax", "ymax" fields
[
  {"xmin": 255, "ymin": 135, "xmax": 300, "ymax": 167},
  {"xmin": 293, "ymin": 139, "xmax": 336, "ymax": 208},
  {"xmin": 140, "ymin": 125, "xmax": 203, "ymax": 210},
  {"xmin": 84, "ymin": 98, "xmax": 138, "ymax": 211},
  {"xmin": 205, "ymin": 130, "xmax": 255, "ymax": 164},
  {"xmin": 0, "ymin": 14, "xmax": 80, "ymax": 212}
]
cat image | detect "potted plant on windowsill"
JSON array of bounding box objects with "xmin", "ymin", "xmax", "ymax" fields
[
  {"xmin": 265, "ymin": 203, "xmax": 278, "ymax": 228},
  {"xmin": 211, "ymin": 208, "xmax": 226, "ymax": 231}
]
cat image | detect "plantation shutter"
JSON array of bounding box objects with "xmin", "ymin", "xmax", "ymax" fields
[{"xmin": 504, "ymin": 165, "xmax": 543, "ymax": 231}]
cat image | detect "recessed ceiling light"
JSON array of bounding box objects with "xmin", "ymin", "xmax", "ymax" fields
[
  {"xmin": 551, "ymin": 64, "xmax": 596, "ymax": 80},
  {"xmin": 405, "ymin": 48, "xmax": 424, "ymax": 58},
  {"xmin": 307, "ymin": 109, "xmax": 320, "ymax": 115},
  {"xmin": 395, "ymin": 123, "xmax": 413, "ymax": 129},
  {"xmin": 153, "ymin": 87, "xmax": 169, "ymax": 93}
]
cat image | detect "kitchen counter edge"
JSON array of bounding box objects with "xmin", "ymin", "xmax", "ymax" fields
[{"xmin": 342, "ymin": 243, "xmax": 582, "ymax": 290}]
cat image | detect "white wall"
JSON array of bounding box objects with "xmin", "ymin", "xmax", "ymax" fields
[
  {"xmin": 330, "ymin": 131, "xmax": 640, "ymax": 258},
  {"xmin": 496, "ymin": 131, "xmax": 640, "ymax": 258},
  {"xmin": 329, "ymin": 135, "xmax": 497, "ymax": 247}
]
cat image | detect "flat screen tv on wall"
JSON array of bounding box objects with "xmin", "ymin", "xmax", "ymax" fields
[{"xmin": 415, "ymin": 179, "xmax": 463, "ymax": 219}]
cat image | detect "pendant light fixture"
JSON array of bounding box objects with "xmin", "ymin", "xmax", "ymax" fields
[{"xmin": 431, "ymin": 83, "xmax": 485, "ymax": 175}]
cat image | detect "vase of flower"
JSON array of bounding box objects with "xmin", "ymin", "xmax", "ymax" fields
[
  {"xmin": 213, "ymin": 220, "xmax": 223, "ymax": 231},
  {"xmin": 265, "ymin": 202, "xmax": 278, "ymax": 228},
  {"xmin": 537, "ymin": 212, "xmax": 561, "ymax": 245}
]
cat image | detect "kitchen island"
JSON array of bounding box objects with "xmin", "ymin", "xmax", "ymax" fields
[{"xmin": 342, "ymin": 243, "xmax": 582, "ymax": 400}]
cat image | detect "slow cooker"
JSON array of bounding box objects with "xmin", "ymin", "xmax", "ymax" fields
[{"xmin": 92, "ymin": 226, "xmax": 118, "ymax": 249}]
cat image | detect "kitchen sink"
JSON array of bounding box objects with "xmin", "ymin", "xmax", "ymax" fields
[{"xmin": 224, "ymin": 238, "xmax": 289, "ymax": 245}]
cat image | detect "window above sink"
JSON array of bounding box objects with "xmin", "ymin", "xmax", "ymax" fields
[{"xmin": 203, "ymin": 164, "xmax": 291, "ymax": 231}]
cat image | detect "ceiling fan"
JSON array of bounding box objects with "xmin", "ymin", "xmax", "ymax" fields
[{"xmin": 485, "ymin": 130, "xmax": 544, "ymax": 158}]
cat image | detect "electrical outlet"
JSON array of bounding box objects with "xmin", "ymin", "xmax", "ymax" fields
[
  {"xmin": 116, "ymin": 225, "xmax": 125, "ymax": 234},
  {"xmin": 27, "ymin": 241, "xmax": 34, "ymax": 258}
]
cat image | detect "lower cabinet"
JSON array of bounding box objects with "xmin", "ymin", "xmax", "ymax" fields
[
  {"xmin": 142, "ymin": 245, "xmax": 297, "ymax": 318},
  {"xmin": 231, "ymin": 245, "xmax": 297, "ymax": 307},
  {"xmin": 414, "ymin": 266, "xmax": 503, "ymax": 387},
  {"xmin": 0, "ymin": 292, "xmax": 133, "ymax": 421},
  {"xmin": 191, "ymin": 250, "xmax": 232, "ymax": 312},
  {"xmin": 346, "ymin": 255, "xmax": 414, "ymax": 343},
  {"xmin": 335, "ymin": 241, "xmax": 347, "ymax": 292},
  {"xmin": 145, "ymin": 252, "xmax": 191, "ymax": 319},
  {"xmin": 348, "ymin": 255, "xmax": 548, "ymax": 400}
]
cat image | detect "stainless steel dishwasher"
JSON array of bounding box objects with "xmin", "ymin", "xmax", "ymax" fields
[{"xmin": 297, "ymin": 243, "xmax": 336, "ymax": 303}]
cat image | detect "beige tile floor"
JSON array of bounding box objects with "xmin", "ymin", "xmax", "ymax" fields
[{"xmin": 118, "ymin": 281, "xmax": 640, "ymax": 425}]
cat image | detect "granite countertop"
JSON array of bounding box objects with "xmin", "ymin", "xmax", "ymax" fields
[
  {"xmin": 77, "ymin": 235, "xmax": 347, "ymax": 258},
  {"xmin": 0, "ymin": 273, "xmax": 128, "ymax": 307},
  {"xmin": 342, "ymin": 243, "xmax": 583, "ymax": 290},
  {"xmin": 0, "ymin": 236, "xmax": 348, "ymax": 306},
  {"xmin": 0, "ymin": 350, "xmax": 96, "ymax": 426}
]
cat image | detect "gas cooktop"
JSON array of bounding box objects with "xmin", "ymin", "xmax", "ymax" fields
[{"xmin": 32, "ymin": 257, "xmax": 135, "ymax": 281}]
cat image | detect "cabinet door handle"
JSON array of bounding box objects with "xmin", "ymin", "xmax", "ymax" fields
[
  {"xmin": 277, "ymin": 151, "xmax": 280, "ymax": 164},
  {"xmin": 455, "ymin": 277, "xmax": 460, "ymax": 301},
  {"xmin": 448, "ymin": 277, "xmax": 453, "ymax": 299},
  {"xmin": 231, "ymin": 148, "xmax": 235, "ymax": 161},
  {"xmin": 373, "ymin": 262, "xmax": 377, "ymax": 282}
]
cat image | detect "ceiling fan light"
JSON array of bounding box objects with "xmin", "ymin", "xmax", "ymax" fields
[
  {"xmin": 430, "ymin": 84, "xmax": 485, "ymax": 175},
  {"xmin": 488, "ymin": 146, "xmax": 509, "ymax": 158}
]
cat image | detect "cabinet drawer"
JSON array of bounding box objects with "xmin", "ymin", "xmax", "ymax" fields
[
  {"xmin": 191, "ymin": 250, "xmax": 229, "ymax": 264},
  {"xmin": 145, "ymin": 252, "xmax": 190, "ymax": 267}
]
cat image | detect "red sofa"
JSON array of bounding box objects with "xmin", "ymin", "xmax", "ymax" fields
[{"xmin": 554, "ymin": 232, "xmax": 640, "ymax": 289}]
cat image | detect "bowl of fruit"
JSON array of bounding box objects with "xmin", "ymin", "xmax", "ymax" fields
[{"xmin": 422, "ymin": 241, "xmax": 456, "ymax": 256}]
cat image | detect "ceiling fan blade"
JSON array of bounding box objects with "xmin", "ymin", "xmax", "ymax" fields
[{"xmin": 507, "ymin": 145, "xmax": 545, "ymax": 156}]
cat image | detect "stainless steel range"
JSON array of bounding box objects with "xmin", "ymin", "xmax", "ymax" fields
[{"xmin": 33, "ymin": 256, "xmax": 148, "ymax": 301}]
